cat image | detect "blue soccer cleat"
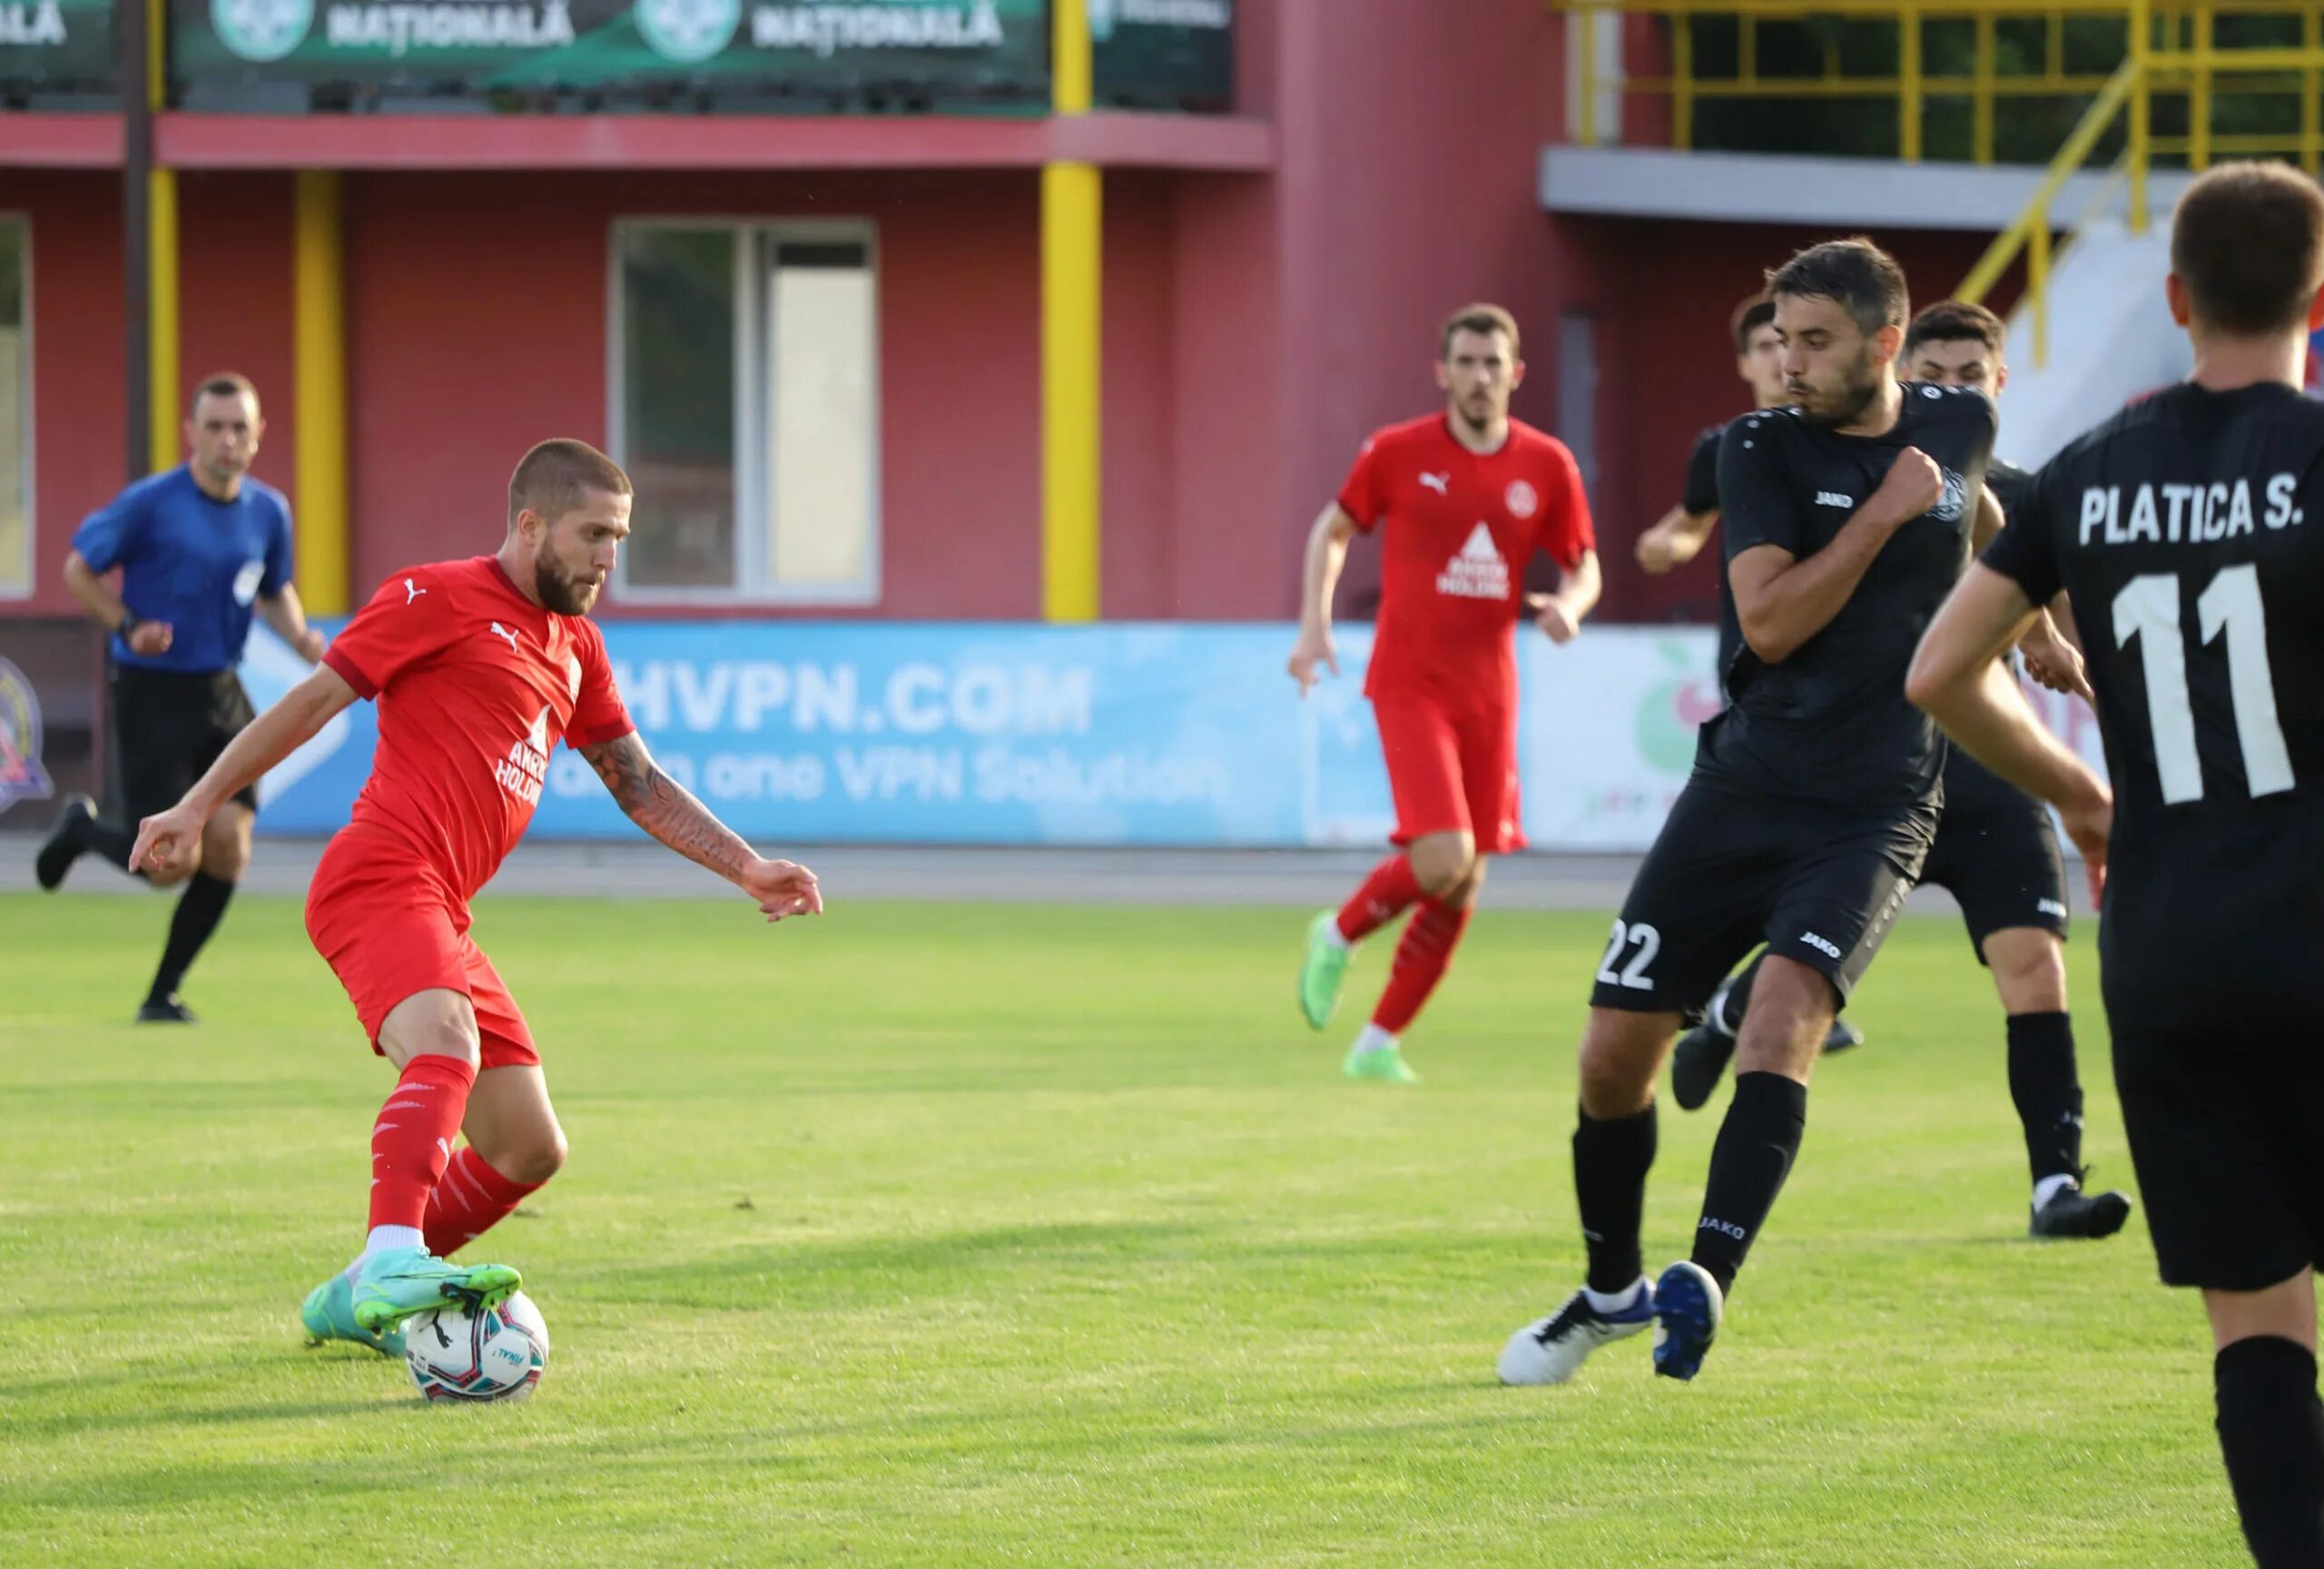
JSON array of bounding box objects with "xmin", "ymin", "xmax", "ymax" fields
[{"xmin": 1651, "ymin": 1260, "xmax": 1725, "ymax": 1381}]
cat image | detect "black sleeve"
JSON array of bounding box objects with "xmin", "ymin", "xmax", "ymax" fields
[
  {"xmin": 1717, "ymin": 415, "xmax": 1806, "ymax": 559},
  {"xmin": 1984, "ymin": 459, "xmax": 2033, "ymax": 519},
  {"xmin": 1978, "ymin": 457, "xmax": 2066, "ymax": 605},
  {"xmin": 1681, "ymin": 428, "xmax": 1722, "ymax": 515}
]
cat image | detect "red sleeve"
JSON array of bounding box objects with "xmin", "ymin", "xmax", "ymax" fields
[
  {"xmin": 1540, "ymin": 441, "xmax": 1596, "ymax": 571},
  {"xmin": 322, "ymin": 568, "xmax": 459, "ymax": 700},
  {"xmin": 1334, "ymin": 435, "xmax": 1388, "ymax": 532},
  {"xmin": 565, "ymin": 623, "xmax": 635, "ymax": 749}
]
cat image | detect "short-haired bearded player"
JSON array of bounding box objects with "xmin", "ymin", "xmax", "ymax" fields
[
  {"xmin": 1497, "ymin": 239, "xmax": 2086, "ymax": 1387},
  {"xmin": 1639, "ymin": 293, "xmax": 1866, "ymax": 1062},
  {"xmin": 1288, "ymin": 304, "xmax": 1601, "ymax": 1084},
  {"xmin": 1670, "ymin": 299, "xmax": 2132, "ymax": 1241},
  {"xmin": 1913, "ymin": 161, "xmax": 2324, "ymax": 1569},
  {"xmin": 132, "ymin": 439, "xmax": 824, "ymax": 1356}
]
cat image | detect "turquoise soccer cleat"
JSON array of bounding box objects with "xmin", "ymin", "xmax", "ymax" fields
[
  {"xmin": 300, "ymin": 1272, "xmax": 406, "ymax": 1358},
  {"xmin": 1343, "ymin": 1041, "xmax": 1421, "ymax": 1084},
  {"xmin": 1298, "ymin": 912, "xmax": 1355, "ymax": 1030},
  {"xmin": 350, "ymin": 1247, "xmax": 521, "ymax": 1336}
]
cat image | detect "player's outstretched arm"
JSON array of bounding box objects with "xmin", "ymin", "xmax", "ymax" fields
[
  {"xmin": 132, "ymin": 666, "xmax": 359, "ymax": 876},
  {"xmin": 1908, "ymin": 565, "xmax": 2112, "ymax": 899},
  {"xmin": 580, "ymin": 731, "xmax": 822, "ymax": 922},
  {"xmin": 1636, "ymin": 506, "xmax": 1717, "ymax": 574}
]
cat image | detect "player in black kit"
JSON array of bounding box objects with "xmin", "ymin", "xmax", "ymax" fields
[
  {"xmin": 1911, "ymin": 162, "xmax": 2324, "ymax": 1569},
  {"xmin": 1499, "ymin": 239, "xmax": 2084, "ymax": 1388},
  {"xmin": 1671, "ymin": 300, "xmax": 2132, "ymax": 1240}
]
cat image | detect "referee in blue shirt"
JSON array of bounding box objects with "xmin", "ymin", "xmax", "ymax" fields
[{"xmin": 35, "ymin": 372, "xmax": 327, "ymax": 1022}]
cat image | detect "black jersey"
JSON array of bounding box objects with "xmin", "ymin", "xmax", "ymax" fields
[
  {"xmin": 1699, "ymin": 384, "xmax": 1998, "ymax": 806},
  {"xmin": 1982, "ymin": 380, "xmax": 2324, "ymax": 1029},
  {"xmin": 1681, "ymin": 424, "xmax": 1747, "ymax": 695},
  {"xmin": 1986, "ymin": 456, "xmax": 2034, "ymax": 518}
]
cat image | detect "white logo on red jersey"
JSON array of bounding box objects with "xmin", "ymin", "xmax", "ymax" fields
[
  {"xmin": 403, "ymin": 577, "xmax": 426, "ymax": 606},
  {"xmin": 494, "ymin": 704, "xmax": 553, "ymax": 807},
  {"xmin": 1419, "ymin": 472, "xmax": 1451, "ymax": 496},
  {"xmin": 488, "ymin": 621, "xmax": 520, "ymax": 654},
  {"xmin": 566, "ymin": 655, "xmax": 583, "ymax": 701},
  {"xmin": 1504, "ymin": 479, "xmax": 1540, "ymax": 519},
  {"xmin": 1436, "ymin": 523, "xmax": 1511, "ymax": 600}
]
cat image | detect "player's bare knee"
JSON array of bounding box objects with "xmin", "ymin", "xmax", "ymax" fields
[
  {"xmin": 1409, "ymin": 834, "xmax": 1476, "ymax": 899},
  {"xmin": 493, "ymin": 1125, "xmax": 567, "ymax": 1187},
  {"xmin": 1733, "ymin": 957, "xmax": 1834, "ymax": 1081},
  {"xmin": 378, "ymin": 989, "xmax": 483, "ymax": 1071},
  {"xmin": 1578, "ymin": 1011, "xmax": 1671, "ymax": 1118},
  {"xmin": 1447, "ymin": 858, "xmax": 1489, "ymax": 909},
  {"xmin": 1985, "ymin": 930, "xmax": 2068, "ymax": 1015},
  {"xmin": 2205, "ymin": 1273, "xmax": 2319, "ymax": 1355},
  {"xmin": 199, "ymin": 824, "xmax": 251, "ymax": 882}
]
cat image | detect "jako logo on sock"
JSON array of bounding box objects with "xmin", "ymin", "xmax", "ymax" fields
[{"xmin": 1698, "ymin": 1217, "xmax": 1748, "ymax": 1240}]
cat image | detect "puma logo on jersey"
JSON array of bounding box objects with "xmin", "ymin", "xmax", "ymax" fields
[
  {"xmin": 1815, "ymin": 491, "xmax": 1855, "ymax": 508},
  {"xmin": 1435, "ymin": 522, "xmax": 1511, "ymax": 600},
  {"xmin": 1418, "ymin": 472, "xmax": 1451, "ymax": 495},
  {"xmin": 403, "ymin": 577, "xmax": 427, "ymax": 606},
  {"xmin": 487, "ymin": 621, "xmax": 520, "ymax": 653}
]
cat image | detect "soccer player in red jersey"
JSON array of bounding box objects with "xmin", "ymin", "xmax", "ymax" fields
[
  {"xmin": 1288, "ymin": 305, "xmax": 1600, "ymax": 1082},
  {"xmin": 132, "ymin": 439, "xmax": 822, "ymax": 1352}
]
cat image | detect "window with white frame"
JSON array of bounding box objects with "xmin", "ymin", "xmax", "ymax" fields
[
  {"xmin": 611, "ymin": 222, "xmax": 879, "ymax": 604},
  {"xmin": 0, "ymin": 219, "xmax": 28, "ymax": 598}
]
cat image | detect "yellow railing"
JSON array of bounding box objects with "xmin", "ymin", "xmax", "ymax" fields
[
  {"xmin": 1555, "ymin": 0, "xmax": 2324, "ymax": 368},
  {"xmin": 1555, "ymin": 0, "xmax": 2324, "ymax": 173}
]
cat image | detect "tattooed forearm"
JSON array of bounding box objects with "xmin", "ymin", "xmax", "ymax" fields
[{"xmin": 581, "ymin": 732, "xmax": 757, "ymax": 883}]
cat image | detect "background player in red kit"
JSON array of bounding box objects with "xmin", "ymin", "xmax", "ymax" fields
[
  {"xmin": 132, "ymin": 439, "xmax": 822, "ymax": 1353},
  {"xmin": 1288, "ymin": 304, "xmax": 1600, "ymax": 1082}
]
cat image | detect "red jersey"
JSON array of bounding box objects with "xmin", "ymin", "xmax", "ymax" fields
[
  {"xmin": 320, "ymin": 557, "xmax": 634, "ymax": 904},
  {"xmin": 1335, "ymin": 415, "xmax": 1594, "ymax": 706}
]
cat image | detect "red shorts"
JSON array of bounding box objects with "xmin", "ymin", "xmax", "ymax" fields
[
  {"xmin": 1374, "ymin": 696, "xmax": 1524, "ymax": 855},
  {"xmin": 304, "ymin": 831, "xmax": 540, "ymax": 1071}
]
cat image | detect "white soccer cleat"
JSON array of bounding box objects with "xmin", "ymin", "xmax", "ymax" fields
[{"xmin": 1498, "ymin": 1282, "xmax": 1657, "ymax": 1386}]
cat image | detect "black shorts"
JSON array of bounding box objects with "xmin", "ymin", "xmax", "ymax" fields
[
  {"xmin": 2113, "ymin": 1029, "xmax": 2324, "ymax": 1291},
  {"xmin": 112, "ymin": 665, "xmax": 259, "ymax": 823},
  {"xmin": 1920, "ymin": 755, "xmax": 2071, "ymax": 961},
  {"xmin": 1592, "ymin": 782, "xmax": 1936, "ymax": 1017}
]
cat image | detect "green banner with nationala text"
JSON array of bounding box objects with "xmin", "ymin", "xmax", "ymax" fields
[{"xmin": 0, "ymin": 0, "xmax": 115, "ymax": 94}]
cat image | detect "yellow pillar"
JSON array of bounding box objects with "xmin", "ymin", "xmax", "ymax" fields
[
  {"xmin": 147, "ymin": 168, "xmax": 179, "ymax": 476},
  {"xmin": 145, "ymin": 0, "xmax": 177, "ymax": 476},
  {"xmin": 2129, "ymin": 0, "xmax": 2152, "ymax": 232},
  {"xmin": 292, "ymin": 170, "xmax": 350, "ymax": 614},
  {"xmin": 1041, "ymin": 0, "xmax": 1101, "ymax": 623}
]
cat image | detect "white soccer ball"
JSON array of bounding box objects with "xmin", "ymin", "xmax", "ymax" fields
[{"xmin": 404, "ymin": 1290, "xmax": 549, "ymax": 1403}]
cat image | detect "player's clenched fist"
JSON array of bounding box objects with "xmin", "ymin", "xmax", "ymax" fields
[
  {"xmin": 742, "ymin": 856, "xmax": 823, "ymax": 923},
  {"xmin": 1870, "ymin": 446, "xmax": 1945, "ymax": 523}
]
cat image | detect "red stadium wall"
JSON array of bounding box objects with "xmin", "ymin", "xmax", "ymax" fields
[{"xmin": 1, "ymin": 0, "xmax": 2033, "ymax": 632}]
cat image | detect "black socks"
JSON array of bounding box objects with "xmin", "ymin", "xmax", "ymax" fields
[
  {"xmin": 149, "ymin": 872, "xmax": 235, "ymax": 1003},
  {"xmin": 2005, "ymin": 1011, "xmax": 2084, "ymax": 1185},
  {"xmin": 2216, "ymin": 1336, "xmax": 2324, "ymax": 1568},
  {"xmin": 1689, "ymin": 1071, "xmax": 1807, "ymax": 1298},
  {"xmin": 1573, "ymin": 1103, "xmax": 1657, "ymax": 1295}
]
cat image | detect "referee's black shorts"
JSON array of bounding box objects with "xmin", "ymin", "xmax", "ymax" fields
[
  {"xmin": 111, "ymin": 665, "xmax": 260, "ymax": 823},
  {"xmin": 2113, "ymin": 1027, "xmax": 2324, "ymax": 1291}
]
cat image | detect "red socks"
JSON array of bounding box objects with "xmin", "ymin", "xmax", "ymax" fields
[
  {"xmin": 424, "ymin": 1145, "xmax": 544, "ymax": 1258},
  {"xmin": 1371, "ymin": 898, "xmax": 1473, "ymax": 1033},
  {"xmin": 1335, "ymin": 854, "xmax": 1423, "ymax": 943},
  {"xmin": 367, "ymin": 1054, "xmax": 476, "ymax": 1233}
]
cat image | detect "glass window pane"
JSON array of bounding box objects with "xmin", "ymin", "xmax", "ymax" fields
[
  {"xmin": 764, "ymin": 240, "xmax": 874, "ymax": 594},
  {"xmin": 0, "ymin": 222, "xmax": 26, "ymax": 597},
  {"xmin": 619, "ymin": 227, "xmax": 735, "ymax": 591}
]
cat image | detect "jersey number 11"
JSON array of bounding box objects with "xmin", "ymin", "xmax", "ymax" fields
[{"xmin": 2112, "ymin": 564, "xmax": 2295, "ymax": 804}]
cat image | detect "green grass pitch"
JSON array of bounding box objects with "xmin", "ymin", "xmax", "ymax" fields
[{"xmin": 0, "ymin": 890, "xmax": 2248, "ymax": 1566}]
